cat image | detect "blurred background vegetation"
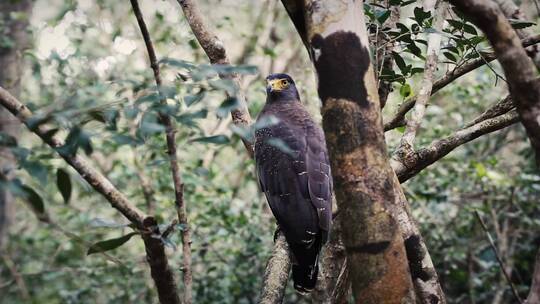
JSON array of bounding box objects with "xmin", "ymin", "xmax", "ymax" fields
[{"xmin": 0, "ymin": 0, "xmax": 539, "ymax": 303}]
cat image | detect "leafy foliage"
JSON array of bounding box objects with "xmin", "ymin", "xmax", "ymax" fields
[{"xmin": 1, "ymin": 1, "xmax": 538, "ymax": 304}]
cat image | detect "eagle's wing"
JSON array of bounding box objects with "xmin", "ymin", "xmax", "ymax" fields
[
  {"xmin": 305, "ymin": 125, "xmax": 333, "ymax": 243},
  {"xmin": 255, "ymin": 117, "xmax": 332, "ymax": 244}
]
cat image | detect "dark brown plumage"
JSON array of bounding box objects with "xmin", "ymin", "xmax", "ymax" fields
[{"xmin": 255, "ymin": 73, "xmax": 333, "ymax": 293}]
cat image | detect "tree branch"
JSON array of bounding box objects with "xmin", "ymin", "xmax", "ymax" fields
[
  {"xmin": 384, "ymin": 34, "xmax": 540, "ymax": 132},
  {"xmin": 0, "ymin": 87, "xmax": 180, "ymax": 304},
  {"xmin": 258, "ymin": 232, "xmax": 291, "ymax": 304},
  {"xmin": 129, "ymin": 1, "xmax": 191, "ymax": 302},
  {"xmin": 395, "ymin": 0, "xmax": 447, "ymax": 158},
  {"xmin": 0, "ymin": 87, "xmax": 146, "ymax": 226},
  {"xmin": 493, "ymin": 0, "xmax": 540, "ymax": 69},
  {"xmin": 527, "ymin": 247, "xmax": 540, "ymax": 304},
  {"xmin": 449, "ymin": 0, "xmax": 540, "ymax": 166},
  {"xmin": 176, "ymin": 0, "xmax": 254, "ymax": 156},
  {"xmin": 474, "ymin": 210, "xmax": 523, "ymax": 303},
  {"xmin": 393, "ymin": 107, "xmax": 518, "ymax": 182}
]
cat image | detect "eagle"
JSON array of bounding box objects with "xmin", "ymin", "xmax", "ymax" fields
[{"xmin": 255, "ymin": 73, "xmax": 333, "ymax": 293}]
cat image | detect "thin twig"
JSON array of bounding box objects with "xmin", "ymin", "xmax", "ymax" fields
[
  {"xmin": 474, "ymin": 210, "xmax": 523, "ymax": 304},
  {"xmin": 129, "ymin": 1, "xmax": 192, "ymax": 303},
  {"xmin": 1, "ymin": 253, "xmax": 30, "ymax": 300}
]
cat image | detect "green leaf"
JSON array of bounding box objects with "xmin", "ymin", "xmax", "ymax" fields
[
  {"xmin": 87, "ymin": 232, "xmax": 138, "ymax": 255},
  {"xmin": 89, "ymin": 218, "xmax": 131, "ymax": 229},
  {"xmin": 463, "ymin": 24, "xmax": 477, "ymax": 35},
  {"xmin": 56, "ymin": 169, "xmax": 72, "ymax": 204},
  {"xmin": 190, "ymin": 135, "xmax": 230, "ymax": 145},
  {"xmin": 57, "ymin": 127, "xmax": 93, "ymax": 156},
  {"xmin": 216, "ymin": 97, "xmax": 240, "ymax": 118},
  {"xmin": 400, "ymin": 83, "xmax": 412, "ymax": 98},
  {"xmin": 21, "ymin": 185, "xmax": 45, "ymax": 215},
  {"xmin": 176, "ymin": 109, "xmax": 208, "ymax": 127},
  {"xmin": 159, "ymin": 58, "xmax": 196, "ymax": 70},
  {"xmin": 0, "ymin": 132, "xmax": 17, "ymax": 147},
  {"xmin": 376, "ymin": 9, "xmax": 391, "ymax": 25},
  {"xmin": 443, "ymin": 52, "xmax": 457, "ymax": 62},
  {"xmin": 475, "ymin": 163, "xmax": 487, "ymax": 178},
  {"xmin": 508, "ymin": 19, "xmax": 535, "ymax": 29},
  {"xmin": 184, "ymin": 90, "xmax": 206, "ymax": 107},
  {"xmin": 413, "ymin": 7, "xmax": 431, "ymax": 26},
  {"xmin": 110, "ymin": 134, "xmax": 142, "ymax": 147},
  {"xmin": 392, "ymin": 52, "xmax": 407, "ymax": 73}
]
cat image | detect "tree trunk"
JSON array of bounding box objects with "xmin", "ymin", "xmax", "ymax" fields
[
  {"xmin": 282, "ymin": 1, "xmax": 419, "ymax": 302},
  {"xmin": 0, "ymin": 0, "xmax": 32, "ymax": 250}
]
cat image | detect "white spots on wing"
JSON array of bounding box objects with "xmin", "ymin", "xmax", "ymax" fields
[
  {"xmin": 306, "ymin": 230, "xmax": 316, "ymax": 235},
  {"xmin": 298, "ymin": 171, "xmax": 307, "ymax": 176},
  {"xmin": 312, "ymin": 47, "xmax": 322, "ymax": 62}
]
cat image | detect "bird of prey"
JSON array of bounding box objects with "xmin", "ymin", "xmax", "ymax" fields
[{"xmin": 255, "ymin": 73, "xmax": 333, "ymax": 293}]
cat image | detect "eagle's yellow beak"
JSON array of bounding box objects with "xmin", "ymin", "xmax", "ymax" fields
[{"xmin": 267, "ymin": 78, "xmax": 289, "ymax": 92}]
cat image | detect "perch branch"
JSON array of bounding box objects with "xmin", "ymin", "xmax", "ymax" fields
[
  {"xmin": 176, "ymin": 0, "xmax": 293, "ymax": 301},
  {"xmin": 259, "ymin": 232, "xmax": 291, "ymax": 304}
]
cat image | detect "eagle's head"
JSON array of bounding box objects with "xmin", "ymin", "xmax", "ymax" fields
[{"xmin": 265, "ymin": 73, "xmax": 300, "ymax": 102}]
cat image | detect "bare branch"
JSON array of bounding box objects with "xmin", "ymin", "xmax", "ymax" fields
[
  {"xmin": 129, "ymin": 1, "xmax": 191, "ymax": 302},
  {"xmin": 384, "ymin": 34, "xmax": 540, "ymax": 132},
  {"xmin": 1, "ymin": 253, "xmax": 30, "ymax": 300},
  {"xmin": 176, "ymin": 0, "xmax": 254, "ymax": 156},
  {"xmin": 393, "ymin": 108, "xmax": 519, "ymax": 182},
  {"xmin": 474, "ymin": 210, "xmax": 523, "ymax": 304},
  {"xmin": 465, "ymin": 95, "xmax": 513, "ymax": 127},
  {"xmin": 395, "ymin": 0, "xmax": 448, "ymax": 157},
  {"xmin": 526, "ymin": 248, "xmax": 540, "ymax": 304},
  {"xmin": 450, "ymin": 0, "xmax": 540, "ymax": 166}
]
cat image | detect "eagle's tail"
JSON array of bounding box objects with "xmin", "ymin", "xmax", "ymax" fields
[
  {"xmin": 292, "ymin": 262, "xmax": 319, "ymax": 293},
  {"xmin": 289, "ymin": 238, "xmax": 321, "ymax": 294}
]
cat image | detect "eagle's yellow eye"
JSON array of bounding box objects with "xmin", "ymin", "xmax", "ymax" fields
[{"xmin": 281, "ymin": 79, "xmax": 289, "ymax": 87}]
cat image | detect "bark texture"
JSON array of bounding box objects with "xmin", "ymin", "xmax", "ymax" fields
[
  {"xmin": 449, "ymin": 0, "xmax": 540, "ymax": 166},
  {"xmin": 258, "ymin": 232, "xmax": 291, "ymax": 304},
  {"xmin": 0, "ymin": 0, "xmax": 32, "ymax": 250},
  {"xmin": 285, "ymin": 1, "xmax": 417, "ymax": 302}
]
